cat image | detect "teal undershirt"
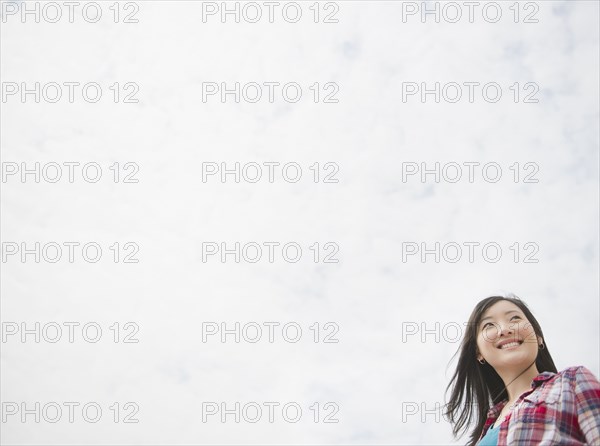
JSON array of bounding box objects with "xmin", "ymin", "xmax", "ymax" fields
[{"xmin": 478, "ymin": 423, "xmax": 500, "ymax": 446}]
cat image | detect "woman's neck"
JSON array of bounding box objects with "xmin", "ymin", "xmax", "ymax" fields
[{"xmin": 498, "ymin": 364, "xmax": 540, "ymax": 403}]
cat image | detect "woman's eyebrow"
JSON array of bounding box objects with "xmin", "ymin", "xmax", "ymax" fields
[{"xmin": 480, "ymin": 310, "xmax": 520, "ymax": 323}]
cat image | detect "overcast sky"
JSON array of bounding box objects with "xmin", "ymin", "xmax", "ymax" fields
[{"xmin": 1, "ymin": 1, "xmax": 599, "ymax": 444}]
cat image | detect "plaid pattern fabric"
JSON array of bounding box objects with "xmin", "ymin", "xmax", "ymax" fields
[{"xmin": 477, "ymin": 366, "xmax": 600, "ymax": 445}]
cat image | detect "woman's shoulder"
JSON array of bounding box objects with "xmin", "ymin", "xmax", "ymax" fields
[
  {"xmin": 553, "ymin": 365, "xmax": 600, "ymax": 388},
  {"xmin": 556, "ymin": 365, "xmax": 598, "ymax": 378}
]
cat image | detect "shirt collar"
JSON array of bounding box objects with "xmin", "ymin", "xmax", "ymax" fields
[
  {"xmin": 485, "ymin": 370, "xmax": 557, "ymax": 418},
  {"xmin": 532, "ymin": 370, "xmax": 556, "ymax": 385}
]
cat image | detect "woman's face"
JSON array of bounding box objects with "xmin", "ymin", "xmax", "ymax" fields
[{"xmin": 475, "ymin": 300, "xmax": 541, "ymax": 373}]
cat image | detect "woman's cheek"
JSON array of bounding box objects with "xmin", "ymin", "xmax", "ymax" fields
[
  {"xmin": 522, "ymin": 323, "xmax": 536, "ymax": 340},
  {"xmin": 481, "ymin": 335, "xmax": 496, "ymax": 352}
]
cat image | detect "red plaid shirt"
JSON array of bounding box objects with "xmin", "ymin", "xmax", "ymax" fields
[{"xmin": 477, "ymin": 366, "xmax": 600, "ymax": 445}]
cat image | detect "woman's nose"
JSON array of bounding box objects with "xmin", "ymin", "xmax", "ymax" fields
[{"xmin": 498, "ymin": 322, "xmax": 515, "ymax": 337}]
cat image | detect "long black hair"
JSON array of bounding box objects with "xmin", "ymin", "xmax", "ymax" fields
[{"xmin": 443, "ymin": 295, "xmax": 558, "ymax": 446}]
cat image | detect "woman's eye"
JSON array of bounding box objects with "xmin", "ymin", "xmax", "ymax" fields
[{"xmin": 481, "ymin": 317, "xmax": 520, "ymax": 329}]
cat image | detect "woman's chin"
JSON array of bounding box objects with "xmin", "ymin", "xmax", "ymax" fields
[{"xmin": 492, "ymin": 355, "xmax": 536, "ymax": 371}]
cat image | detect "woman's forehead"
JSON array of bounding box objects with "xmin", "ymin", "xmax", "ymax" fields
[{"xmin": 481, "ymin": 300, "xmax": 523, "ymax": 319}]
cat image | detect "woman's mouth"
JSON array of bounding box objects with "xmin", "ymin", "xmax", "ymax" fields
[{"xmin": 498, "ymin": 341, "xmax": 523, "ymax": 350}]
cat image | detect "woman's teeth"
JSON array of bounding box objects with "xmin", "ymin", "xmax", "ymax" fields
[{"xmin": 500, "ymin": 341, "xmax": 521, "ymax": 349}]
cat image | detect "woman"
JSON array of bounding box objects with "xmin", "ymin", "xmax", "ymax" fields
[{"xmin": 444, "ymin": 295, "xmax": 600, "ymax": 445}]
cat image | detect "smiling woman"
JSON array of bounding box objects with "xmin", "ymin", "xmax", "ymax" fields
[{"xmin": 443, "ymin": 295, "xmax": 600, "ymax": 446}]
